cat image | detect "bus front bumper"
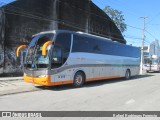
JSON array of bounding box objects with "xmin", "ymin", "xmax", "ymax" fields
[{"xmin": 23, "ymin": 75, "xmax": 54, "ymax": 86}]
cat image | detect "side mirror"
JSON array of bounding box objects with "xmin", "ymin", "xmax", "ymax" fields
[
  {"xmin": 16, "ymin": 45, "xmax": 27, "ymax": 57},
  {"xmin": 42, "ymin": 41, "xmax": 53, "ymax": 56}
]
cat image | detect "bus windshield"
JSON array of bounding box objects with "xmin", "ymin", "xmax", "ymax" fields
[{"xmin": 25, "ymin": 33, "xmax": 54, "ymax": 69}]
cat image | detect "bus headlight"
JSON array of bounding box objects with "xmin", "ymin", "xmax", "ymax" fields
[{"xmin": 38, "ymin": 75, "xmax": 47, "ymax": 78}]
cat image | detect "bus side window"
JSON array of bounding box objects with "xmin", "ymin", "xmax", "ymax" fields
[
  {"xmin": 52, "ymin": 33, "xmax": 71, "ymax": 66},
  {"xmin": 51, "ymin": 46, "xmax": 62, "ymax": 68}
]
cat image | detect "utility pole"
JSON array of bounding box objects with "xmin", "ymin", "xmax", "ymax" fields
[{"xmin": 140, "ymin": 16, "xmax": 148, "ymax": 74}]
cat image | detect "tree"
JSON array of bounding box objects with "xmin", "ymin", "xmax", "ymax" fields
[{"xmin": 103, "ymin": 6, "xmax": 127, "ymax": 33}]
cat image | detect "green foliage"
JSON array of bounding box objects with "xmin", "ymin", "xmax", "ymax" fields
[{"xmin": 103, "ymin": 6, "xmax": 127, "ymax": 33}]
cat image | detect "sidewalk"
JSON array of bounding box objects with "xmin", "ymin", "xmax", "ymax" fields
[
  {"xmin": 0, "ymin": 77, "xmax": 41, "ymax": 96},
  {"xmin": 0, "ymin": 77, "xmax": 23, "ymax": 81}
]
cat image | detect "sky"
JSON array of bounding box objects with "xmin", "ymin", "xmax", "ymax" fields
[
  {"xmin": 1, "ymin": 0, "xmax": 160, "ymax": 47},
  {"xmin": 92, "ymin": 0, "xmax": 160, "ymax": 47},
  {"xmin": 0, "ymin": 0, "xmax": 15, "ymax": 6}
]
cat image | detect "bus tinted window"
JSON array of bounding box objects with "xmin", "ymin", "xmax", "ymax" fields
[
  {"xmin": 72, "ymin": 35, "xmax": 89, "ymax": 53},
  {"xmin": 72, "ymin": 34, "xmax": 140, "ymax": 58},
  {"xmin": 98, "ymin": 39, "xmax": 140, "ymax": 58},
  {"xmin": 72, "ymin": 35, "xmax": 101, "ymax": 53},
  {"xmin": 51, "ymin": 33, "xmax": 71, "ymax": 68}
]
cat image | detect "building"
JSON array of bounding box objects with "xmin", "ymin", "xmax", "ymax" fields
[
  {"xmin": 0, "ymin": 0, "xmax": 125, "ymax": 75},
  {"xmin": 143, "ymin": 40, "xmax": 160, "ymax": 71}
]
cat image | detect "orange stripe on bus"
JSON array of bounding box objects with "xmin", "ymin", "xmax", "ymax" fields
[
  {"xmin": 24, "ymin": 75, "xmax": 73, "ymax": 86},
  {"xmin": 24, "ymin": 75, "xmax": 121, "ymax": 86},
  {"xmin": 86, "ymin": 76, "xmax": 121, "ymax": 81},
  {"xmin": 53, "ymin": 80, "xmax": 73, "ymax": 85}
]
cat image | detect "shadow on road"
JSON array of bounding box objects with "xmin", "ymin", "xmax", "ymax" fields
[
  {"xmin": 83, "ymin": 74, "xmax": 154, "ymax": 88},
  {"xmin": 36, "ymin": 84, "xmax": 74, "ymax": 91},
  {"xmin": 131, "ymin": 74, "xmax": 154, "ymax": 79},
  {"xmin": 146, "ymin": 71, "xmax": 160, "ymax": 73},
  {"xmin": 35, "ymin": 74, "xmax": 154, "ymax": 91}
]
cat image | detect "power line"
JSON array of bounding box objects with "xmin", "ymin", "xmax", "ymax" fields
[
  {"xmin": 126, "ymin": 25, "xmax": 142, "ymax": 30},
  {"xmin": 147, "ymin": 12, "xmax": 160, "ymax": 25},
  {"xmin": 4, "ymin": 10, "xmax": 128, "ymax": 42},
  {"xmin": 1, "ymin": 0, "xmax": 152, "ymax": 45},
  {"xmin": 5, "ymin": 9, "xmax": 144, "ymax": 43},
  {"xmin": 97, "ymin": 0, "xmax": 138, "ymax": 17},
  {"xmin": 94, "ymin": 0, "xmax": 142, "ymax": 30},
  {"xmin": 148, "ymin": 24, "xmax": 160, "ymax": 26},
  {"xmin": 1, "ymin": 1, "xmax": 126, "ymax": 40},
  {"xmin": 145, "ymin": 30, "xmax": 158, "ymax": 40},
  {"xmin": 2, "ymin": 0, "xmax": 143, "ymax": 32},
  {"xmin": 124, "ymin": 34, "xmax": 142, "ymax": 40},
  {"xmin": 94, "ymin": 0, "xmax": 157, "ymax": 42}
]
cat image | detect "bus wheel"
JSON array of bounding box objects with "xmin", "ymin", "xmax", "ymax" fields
[
  {"xmin": 73, "ymin": 72, "xmax": 85, "ymax": 87},
  {"xmin": 125, "ymin": 69, "xmax": 131, "ymax": 80}
]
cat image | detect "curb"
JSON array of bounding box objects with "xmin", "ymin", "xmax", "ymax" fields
[{"xmin": 0, "ymin": 77, "xmax": 23, "ymax": 81}]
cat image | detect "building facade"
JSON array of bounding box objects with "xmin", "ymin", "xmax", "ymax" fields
[{"xmin": 0, "ymin": 0, "xmax": 125, "ymax": 75}]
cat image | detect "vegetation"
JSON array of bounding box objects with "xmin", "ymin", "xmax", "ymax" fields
[{"xmin": 103, "ymin": 6, "xmax": 127, "ymax": 33}]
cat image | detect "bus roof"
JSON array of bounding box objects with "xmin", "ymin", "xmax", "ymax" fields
[
  {"xmin": 32, "ymin": 30, "xmax": 113, "ymax": 42},
  {"xmin": 32, "ymin": 30, "xmax": 137, "ymax": 48}
]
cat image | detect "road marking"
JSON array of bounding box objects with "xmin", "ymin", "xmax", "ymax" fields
[{"xmin": 125, "ymin": 99, "xmax": 135, "ymax": 105}]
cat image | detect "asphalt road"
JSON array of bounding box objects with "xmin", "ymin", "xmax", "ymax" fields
[{"xmin": 0, "ymin": 72, "xmax": 160, "ymax": 111}]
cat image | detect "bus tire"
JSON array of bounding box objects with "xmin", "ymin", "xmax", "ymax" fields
[
  {"xmin": 125, "ymin": 69, "xmax": 131, "ymax": 80},
  {"xmin": 73, "ymin": 72, "xmax": 85, "ymax": 87}
]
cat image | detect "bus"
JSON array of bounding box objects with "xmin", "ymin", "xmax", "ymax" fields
[
  {"xmin": 16, "ymin": 30, "xmax": 140, "ymax": 87},
  {"xmin": 143, "ymin": 55, "xmax": 160, "ymax": 72}
]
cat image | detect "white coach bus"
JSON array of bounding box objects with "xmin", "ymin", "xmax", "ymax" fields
[
  {"xmin": 16, "ymin": 30, "xmax": 140, "ymax": 87},
  {"xmin": 144, "ymin": 55, "xmax": 160, "ymax": 72}
]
